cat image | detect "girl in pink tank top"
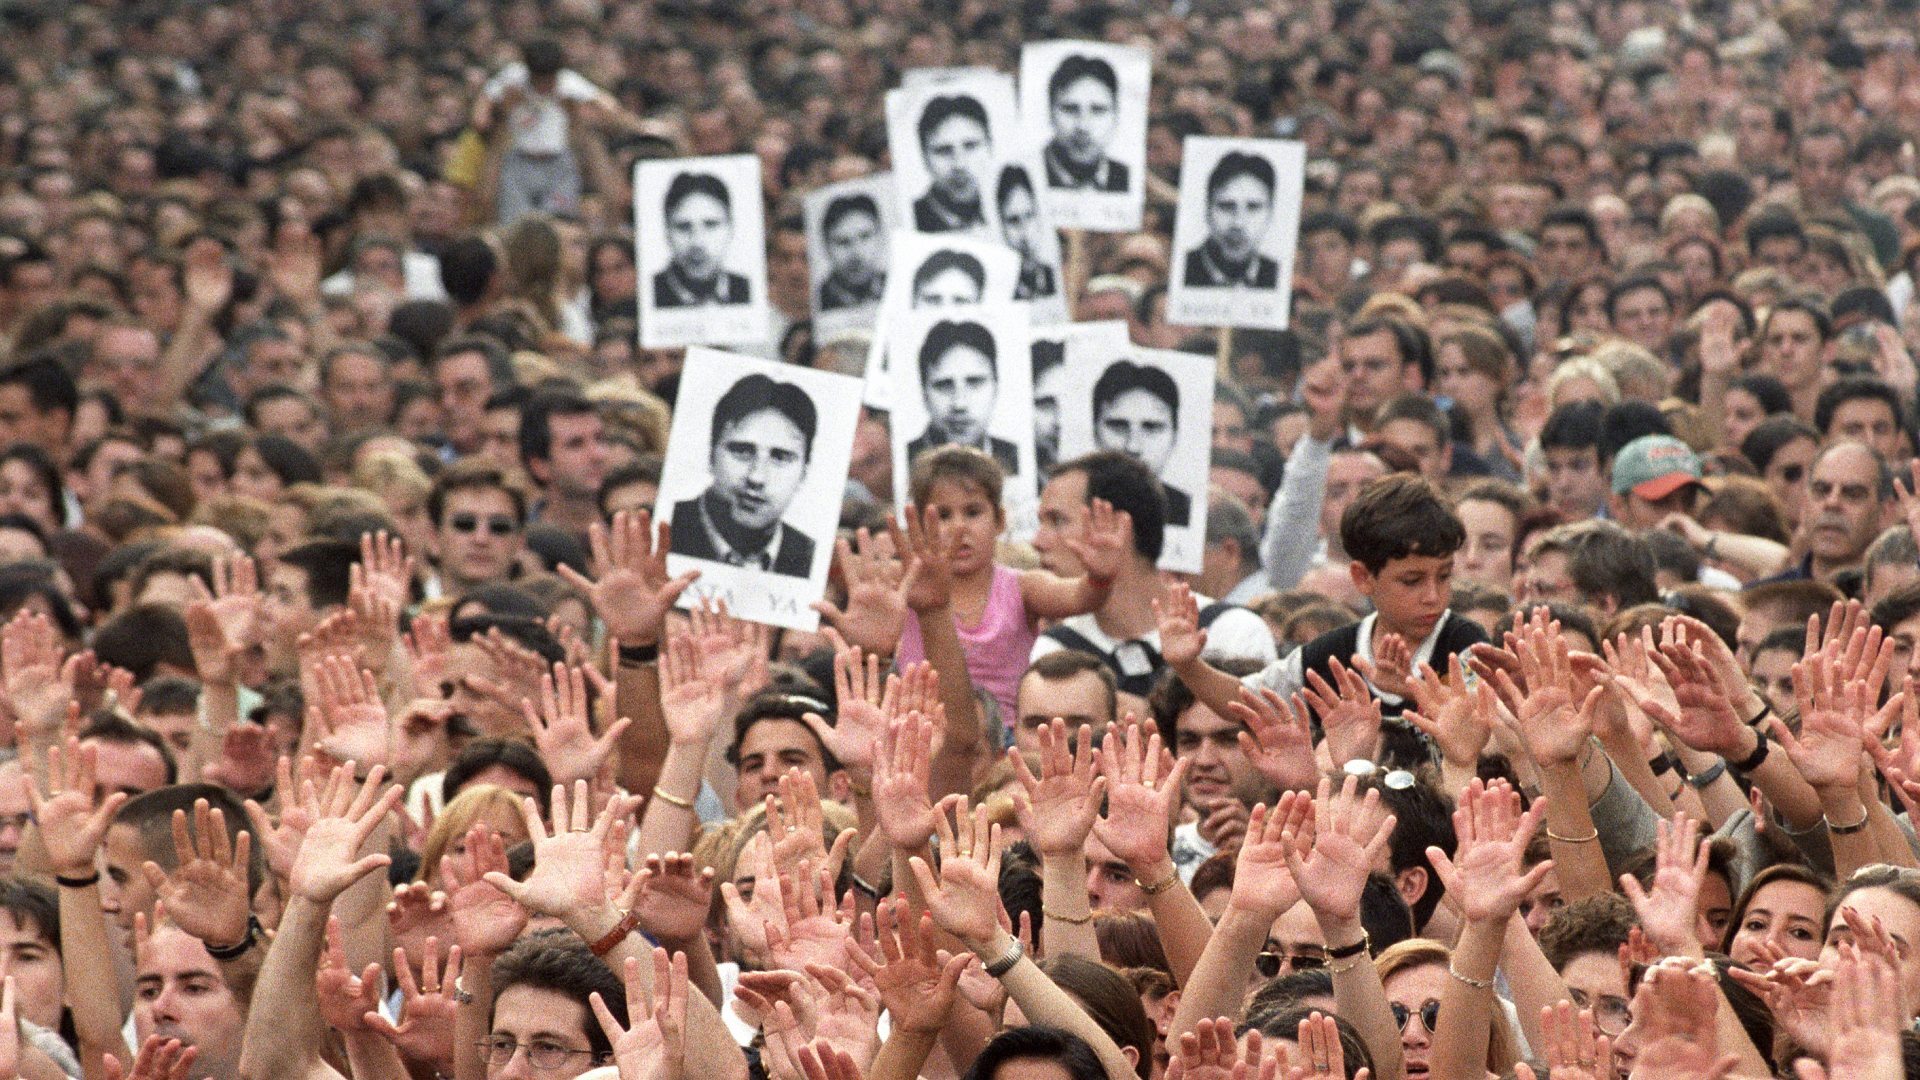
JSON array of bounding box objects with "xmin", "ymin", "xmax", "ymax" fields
[{"xmin": 898, "ymin": 447, "xmax": 1128, "ymax": 724}]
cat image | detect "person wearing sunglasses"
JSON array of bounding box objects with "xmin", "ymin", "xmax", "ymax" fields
[{"xmin": 429, "ymin": 460, "xmax": 527, "ymax": 598}]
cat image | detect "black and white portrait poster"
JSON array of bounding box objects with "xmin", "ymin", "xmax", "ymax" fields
[
  {"xmin": 861, "ymin": 231, "xmax": 1021, "ymax": 410},
  {"xmin": 1019, "ymin": 41, "xmax": 1151, "ymax": 232},
  {"xmin": 803, "ymin": 174, "xmax": 895, "ymax": 338},
  {"xmin": 885, "ymin": 71, "xmax": 1020, "ymax": 241},
  {"xmin": 1166, "ymin": 136, "xmax": 1306, "ymax": 332},
  {"xmin": 659, "ymin": 348, "xmax": 860, "ymax": 631},
  {"xmin": 1030, "ymin": 320, "xmax": 1131, "ymax": 484},
  {"xmin": 886, "ymin": 305, "xmax": 1039, "ymax": 538},
  {"xmin": 634, "ymin": 155, "xmax": 771, "ymax": 349},
  {"xmin": 1057, "ymin": 342, "xmax": 1216, "ymax": 573}
]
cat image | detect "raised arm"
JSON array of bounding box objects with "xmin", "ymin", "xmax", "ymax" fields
[
  {"xmin": 850, "ymin": 898, "xmax": 978, "ymax": 1080},
  {"xmin": 1156, "ymin": 583, "xmax": 1250, "ymax": 727},
  {"xmin": 558, "ymin": 511, "xmax": 702, "ymax": 796},
  {"xmin": 1018, "ymin": 499, "xmax": 1128, "ymax": 619},
  {"xmin": 1092, "ymin": 722, "xmax": 1212, "ymax": 985},
  {"xmin": 899, "ymin": 508, "xmax": 986, "ymax": 791},
  {"xmin": 29, "ymin": 738, "xmax": 133, "ymax": 1074},
  {"xmin": 238, "ymin": 764, "xmax": 403, "ymax": 1080},
  {"xmin": 1282, "ymin": 776, "xmax": 1405, "ymax": 1080},
  {"xmin": 911, "ymin": 799, "xmax": 1137, "ymax": 1080},
  {"xmin": 1170, "ymin": 793, "xmax": 1307, "ymax": 1038},
  {"xmin": 1010, "ymin": 719, "xmax": 1106, "ymax": 961}
]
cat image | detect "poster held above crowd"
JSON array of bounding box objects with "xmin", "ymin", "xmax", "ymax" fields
[
  {"xmin": 1058, "ymin": 339, "xmax": 1215, "ymax": 573},
  {"xmin": 1019, "ymin": 41, "xmax": 1152, "ymax": 232},
  {"xmin": 633, "ymin": 154, "xmax": 772, "ymax": 349},
  {"xmin": 861, "ymin": 231, "xmax": 1022, "ymax": 409},
  {"xmin": 659, "ymin": 348, "xmax": 861, "ymax": 630},
  {"xmin": 1166, "ymin": 136, "xmax": 1307, "ymax": 331},
  {"xmin": 803, "ymin": 173, "xmax": 896, "ymax": 337}
]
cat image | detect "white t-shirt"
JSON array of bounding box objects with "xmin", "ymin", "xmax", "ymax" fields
[
  {"xmin": 484, "ymin": 63, "xmax": 604, "ymax": 155},
  {"xmin": 1028, "ymin": 596, "xmax": 1279, "ymax": 666}
]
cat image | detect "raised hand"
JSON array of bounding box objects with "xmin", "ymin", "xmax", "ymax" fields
[
  {"xmin": 1405, "ymin": 655, "xmax": 1493, "ymax": 769},
  {"xmin": 559, "ymin": 510, "xmax": 701, "ymax": 646},
  {"xmin": 404, "ymin": 612, "xmax": 452, "ymax": 697},
  {"xmin": 140, "ymin": 800, "xmax": 253, "ymax": 950},
  {"xmin": 346, "ymin": 568, "xmax": 401, "ymax": 672},
  {"xmin": 899, "ymin": 506, "xmax": 956, "ymax": 614},
  {"xmin": 103, "ymin": 1035, "xmax": 200, "ymax": 1080},
  {"xmin": 185, "ymin": 554, "xmax": 261, "ymax": 679},
  {"xmin": 1164, "ymin": 1017, "xmax": 1245, "ymax": 1080},
  {"xmin": 29, "ymin": 737, "xmax": 129, "ymax": 878},
  {"xmin": 1619, "ymin": 814, "xmax": 1711, "ymax": 956},
  {"xmin": 1797, "ymin": 946, "xmax": 1905, "ymax": 1080},
  {"xmin": 1227, "ymin": 687, "xmax": 1319, "ymax": 794},
  {"xmin": 1060, "ymin": 498, "xmax": 1130, "ymax": 583},
  {"xmin": 357, "ymin": 531, "xmax": 415, "ymax": 612},
  {"xmin": 1780, "ymin": 649, "xmax": 1891, "ymax": 794},
  {"xmin": 792, "ymin": 1040, "xmax": 865, "ymax": 1080},
  {"xmin": 526, "ymin": 662, "xmax": 633, "ymax": 786},
  {"xmin": 1153, "ymin": 582, "xmax": 1207, "ymax": 670},
  {"xmin": 802, "ymin": 632, "xmax": 888, "ymax": 785},
  {"xmin": 2, "ymin": 610, "xmax": 73, "ymax": 740},
  {"xmin": 1303, "ymin": 658, "xmax": 1384, "ymax": 766},
  {"xmin": 288, "ymin": 763, "xmax": 403, "ymax": 904},
  {"xmin": 1281, "ymin": 775, "xmax": 1394, "ymax": 926},
  {"xmin": 308, "ymin": 655, "xmax": 399, "ymax": 770},
  {"xmin": 849, "ymin": 896, "xmax": 973, "ymax": 1034},
  {"xmin": 1010, "ymin": 719, "xmax": 1106, "ymax": 858},
  {"xmin": 1495, "ymin": 622, "xmax": 1591, "ymax": 767},
  {"xmin": 1227, "ymin": 793, "xmax": 1308, "ymax": 920},
  {"xmin": 1279, "ymin": 1012, "xmax": 1354, "ymax": 1080},
  {"xmin": 872, "ymin": 713, "xmax": 939, "ymax": 850},
  {"xmin": 767, "ymin": 862, "xmax": 856, "ymax": 972},
  {"xmin": 1092, "ymin": 721, "xmax": 1189, "ymax": 874},
  {"xmin": 766, "ymin": 769, "xmax": 854, "ymax": 882},
  {"xmin": 799, "ymin": 964, "xmax": 882, "ymax": 1069},
  {"xmin": 621, "ymin": 852, "xmax": 715, "ymax": 945},
  {"xmin": 485, "ymin": 781, "xmax": 639, "ymax": 920},
  {"xmin": 315, "ymin": 916, "xmax": 385, "ymax": 1033},
  {"xmin": 811, "ymin": 526, "xmax": 910, "ymax": 655},
  {"xmin": 657, "ymin": 635, "xmax": 728, "ymax": 750},
  {"xmin": 243, "ymin": 755, "xmax": 322, "ymax": 883},
  {"xmin": 1536, "ymin": 1001, "xmax": 1611, "ymax": 1080},
  {"xmin": 201, "ymin": 722, "xmax": 277, "ymax": 796},
  {"xmin": 686, "ymin": 598, "xmax": 772, "ymax": 707},
  {"xmin": 1355, "ymin": 632, "xmax": 1413, "ymax": 701},
  {"xmin": 365, "ymin": 937, "xmax": 462, "ymax": 1072},
  {"xmin": 1641, "ymin": 639, "xmax": 1749, "ymax": 756},
  {"xmin": 1425, "ymin": 778, "xmax": 1551, "ymax": 924},
  {"xmin": 908, "ymin": 798, "xmax": 1005, "ymax": 951},
  {"xmin": 442, "ymin": 826, "xmax": 526, "ymax": 959},
  {"xmin": 719, "ymin": 833, "xmax": 785, "ymax": 969},
  {"xmin": 592, "ymin": 949, "xmax": 688, "ymax": 1080}
]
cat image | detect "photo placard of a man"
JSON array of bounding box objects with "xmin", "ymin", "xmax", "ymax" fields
[
  {"xmin": 1182, "ymin": 152, "xmax": 1280, "ymax": 289},
  {"xmin": 1092, "ymin": 359, "xmax": 1192, "ymax": 526},
  {"xmin": 906, "ymin": 319, "xmax": 1019, "ymax": 473},
  {"xmin": 913, "ymin": 95, "xmax": 994, "ymax": 234},
  {"xmin": 670, "ymin": 373, "xmax": 818, "ymax": 576},
  {"xmin": 654, "ymin": 171, "xmax": 751, "ymax": 308},
  {"xmin": 1043, "ymin": 54, "xmax": 1129, "ymax": 193},
  {"xmin": 816, "ymin": 193, "xmax": 886, "ymax": 311}
]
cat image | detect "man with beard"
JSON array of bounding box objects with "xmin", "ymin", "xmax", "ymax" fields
[
  {"xmin": 906, "ymin": 318, "xmax": 1019, "ymax": 474},
  {"xmin": 671, "ymin": 372, "xmax": 818, "ymax": 577},
  {"xmin": 1044, "ymin": 55, "xmax": 1130, "ymax": 192},
  {"xmin": 913, "ymin": 95, "xmax": 994, "ymax": 235},
  {"xmin": 1183, "ymin": 152, "xmax": 1279, "ymax": 289},
  {"xmin": 654, "ymin": 172, "xmax": 750, "ymax": 308}
]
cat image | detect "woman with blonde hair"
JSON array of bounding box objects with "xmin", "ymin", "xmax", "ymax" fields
[
  {"xmin": 1434, "ymin": 324, "xmax": 1522, "ymax": 479},
  {"xmin": 352, "ymin": 449, "xmax": 435, "ymax": 563},
  {"xmin": 416, "ymin": 783, "xmax": 533, "ymax": 889}
]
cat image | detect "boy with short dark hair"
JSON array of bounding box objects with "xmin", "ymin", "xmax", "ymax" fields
[{"xmin": 1162, "ymin": 472, "xmax": 1486, "ymax": 725}]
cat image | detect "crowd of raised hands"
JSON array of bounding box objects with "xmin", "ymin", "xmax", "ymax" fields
[{"xmin": 4, "ymin": 509, "xmax": 1920, "ymax": 1080}]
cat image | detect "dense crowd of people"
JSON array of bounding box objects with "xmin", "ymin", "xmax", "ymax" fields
[{"xmin": 8, "ymin": 0, "xmax": 1920, "ymax": 1078}]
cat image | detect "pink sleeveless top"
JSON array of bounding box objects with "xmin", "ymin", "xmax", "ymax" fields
[{"xmin": 897, "ymin": 564, "xmax": 1035, "ymax": 726}]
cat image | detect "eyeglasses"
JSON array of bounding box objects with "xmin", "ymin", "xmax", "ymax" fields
[
  {"xmin": 1255, "ymin": 950, "xmax": 1326, "ymax": 977},
  {"xmin": 476, "ymin": 1036, "xmax": 600, "ymax": 1070},
  {"xmin": 1566, "ymin": 988, "xmax": 1632, "ymax": 1035},
  {"xmin": 448, "ymin": 513, "xmax": 517, "ymax": 536},
  {"xmin": 1391, "ymin": 1000, "xmax": 1441, "ymax": 1033}
]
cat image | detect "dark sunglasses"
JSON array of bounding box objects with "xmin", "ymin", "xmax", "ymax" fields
[
  {"xmin": 1391, "ymin": 1000, "xmax": 1441, "ymax": 1032},
  {"xmin": 1255, "ymin": 951, "xmax": 1326, "ymax": 977},
  {"xmin": 449, "ymin": 513, "xmax": 517, "ymax": 536}
]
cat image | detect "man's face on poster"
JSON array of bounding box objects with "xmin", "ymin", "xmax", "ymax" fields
[
  {"xmin": 913, "ymin": 265, "xmax": 984, "ymax": 307},
  {"xmin": 999, "ymin": 182, "xmax": 1041, "ymax": 258},
  {"xmin": 824, "ymin": 209, "xmax": 882, "ymax": 288},
  {"xmin": 1096, "ymin": 385, "xmax": 1177, "ymax": 473},
  {"xmin": 1033, "ymin": 362, "xmax": 1064, "ymax": 459},
  {"xmin": 1050, "ymin": 76, "xmax": 1118, "ymax": 166},
  {"xmin": 924, "ymin": 344, "xmax": 997, "ymax": 446},
  {"xmin": 1205, "ymin": 173, "xmax": 1273, "ymax": 263},
  {"xmin": 923, "ymin": 112, "xmax": 991, "ymax": 203},
  {"xmin": 666, "ymin": 189, "xmax": 732, "ymax": 281},
  {"xmin": 710, "ymin": 407, "xmax": 809, "ymax": 532}
]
